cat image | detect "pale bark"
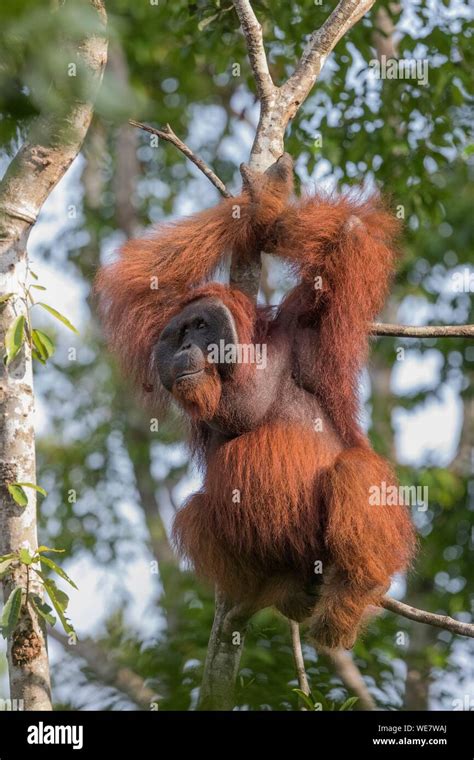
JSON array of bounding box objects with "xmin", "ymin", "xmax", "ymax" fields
[
  {"xmin": 290, "ymin": 620, "xmax": 310, "ymax": 701},
  {"xmin": 0, "ymin": 0, "xmax": 107, "ymax": 709},
  {"xmin": 381, "ymin": 597, "xmax": 474, "ymax": 638},
  {"xmin": 199, "ymin": 592, "xmax": 249, "ymax": 710},
  {"xmin": 0, "ymin": 236, "xmax": 50, "ymax": 710},
  {"xmin": 230, "ymin": 0, "xmax": 376, "ymax": 294},
  {"xmin": 372, "ymin": 323, "xmax": 474, "ymax": 338}
]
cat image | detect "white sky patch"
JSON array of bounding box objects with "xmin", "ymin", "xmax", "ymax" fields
[
  {"xmin": 393, "ymin": 384, "xmax": 463, "ymax": 466},
  {"xmin": 61, "ymin": 551, "xmax": 163, "ymax": 640},
  {"xmin": 392, "ymin": 348, "xmax": 444, "ymax": 396}
]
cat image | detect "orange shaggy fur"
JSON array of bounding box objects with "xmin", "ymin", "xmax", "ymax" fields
[{"xmin": 96, "ymin": 162, "xmax": 416, "ymax": 649}]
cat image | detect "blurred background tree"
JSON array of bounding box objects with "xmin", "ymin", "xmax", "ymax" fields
[{"xmin": 0, "ymin": 0, "xmax": 473, "ymax": 710}]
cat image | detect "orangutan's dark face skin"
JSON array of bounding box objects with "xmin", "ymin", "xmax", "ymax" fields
[{"xmin": 155, "ymin": 297, "xmax": 238, "ymax": 398}]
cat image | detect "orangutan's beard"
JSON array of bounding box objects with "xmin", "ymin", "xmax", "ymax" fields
[{"xmin": 172, "ymin": 368, "xmax": 222, "ymax": 421}]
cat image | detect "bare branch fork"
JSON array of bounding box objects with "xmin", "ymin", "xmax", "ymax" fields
[
  {"xmin": 232, "ymin": 0, "xmax": 377, "ymax": 178},
  {"xmin": 290, "ymin": 596, "xmax": 474, "ymax": 713},
  {"xmin": 291, "ymin": 618, "xmax": 377, "ymax": 711}
]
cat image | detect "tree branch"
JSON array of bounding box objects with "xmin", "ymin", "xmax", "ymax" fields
[
  {"xmin": 372, "ymin": 323, "xmax": 474, "ymax": 338},
  {"xmin": 232, "ymin": 0, "xmax": 275, "ymax": 104},
  {"xmin": 289, "ymin": 620, "xmax": 310, "ymax": 703},
  {"xmin": 230, "ymin": 0, "xmax": 376, "ymax": 292},
  {"xmin": 279, "ymin": 0, "xmax": 376, "ymax": 122},
  {"xmin": 129, "ymin": 120, "xmax": 231, "ymax": 198},
  {"xmin": 0, "ymin": 2, "xmax": 107, "ymax": 241},
  {"xmin": 49, "ymin": 628, "xmax": 157, "ymax": 710},
  {"xmin": 198, "ymin": 592, "xmax": 249, "ymax": 710},
  {"xmin": 382, "ymin": 597, "xmax": 474, "ymax": 639},
  {"xmin": 319, "ymin": 646, "xmax": 376, "ymax": 711},
  {"xmin": 284, "ymin": 0, "xmax": 376, "ymax": 106}
]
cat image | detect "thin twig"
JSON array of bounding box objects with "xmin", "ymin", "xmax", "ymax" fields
[
  {"xmin": 289, "ymin": 619, "xmax": 310, "ymax": 705},
  {"xmin": 129, "ymin": 119, "xmax": 231, "ymax": 198},
  {"xmin": 381, "ymin": 597, "xmax": 474, "ymax": 638},
  {"xmin": 372, "ymin": 322, "xmax": 474, "ymax": 338},
  {"xmin": 232, "ymin": 0, "xmax": 275, "ymax": 104}
]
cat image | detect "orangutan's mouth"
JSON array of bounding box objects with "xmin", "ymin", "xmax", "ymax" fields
[{"xmin": 175, "ymin": 369, "xmax": 205, "ymax": 382}]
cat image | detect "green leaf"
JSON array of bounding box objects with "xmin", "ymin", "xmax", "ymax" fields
[
  {"xmin": 7, "ymin": 484, "xmax": 28, "ymax": 507},
  {"xmin": 14, "ymin": 482, "xmax": 47, "ymax": 497},
  {"xmin": 198, "ymin": 12, "xmax": 219, "ymax": 30},
  {"xmin": 5, "ymin": 315, "xmax": 25, "ymax": 365},
  {"xmin": 31, "ymin": 285, "xmax": 47, "ymax": 291},
  {"xmin": 36, "ymin": 303, "xmax": 78, "ymax": 334},
  {"xmin": 29, "ymin": 270, "xmax": 39, "ymax": 281},
  {"xmin": 340, "ymin": 696, "xmax": 359, "ymax": 711},
  {"xmin": 32, "ymin": 330, "xmax": 55, "ymax": 361},
  {"xmin": 32, "ymin": 348, "xmax": 46, "ymax": 364},
  {"xmin": 0, "ymin": 293, "xmax": 14, "ymax": 304},
  {"xmin": 37, "ymin": 546, "xmax": 65, "ymax": 554},
  {"xmin": 29, "ymin": 594, "xmax": 56, "ymax": 626},
  {"xmin": 19, "ymin": 548, "xmax": 33, "ymax": 565},
  {"xmin": 0, "ymin": 558, "xmax": 14, "ymax": 578},
  {"xmin": 1, "ymin": 587, "xmax": 22, "ymax": 638},
  {"xmin": 40, "ymin": 556, "xmax": 78, "ymax": 589},
  {"xmin": 50, "ymin": 585, "xmax": 69, "ymax": 611},
  {"xmin": 44, "ymin": 579, "xmax": 74, "ymax": 635},
  {"xmin": 0, "ymin": 554, "xmax": 15, "ymax": 563},
  {"xmin": 292, "ymin": 688, "xmax": 315, "ymax": 710},
  {"xmin": 311, "ymin": 688, "xmax": 328, "ymax": 704}
]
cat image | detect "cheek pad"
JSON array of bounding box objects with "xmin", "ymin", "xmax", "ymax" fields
[{"xmin": 155, "ymin": 339, "xmax": 174, "ymax": 390}]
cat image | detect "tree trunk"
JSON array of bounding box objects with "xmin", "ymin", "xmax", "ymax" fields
[
  {"xmin": 199, "ymin": 593, "xmax": 249, "ymax": 710},
  {"xmin": 0, "ymin": 234, "xmax": 52, "ymax": 709},
  {"xmin": 0, "ymin": 0, "xmax": 107, "ymax": 709}
]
